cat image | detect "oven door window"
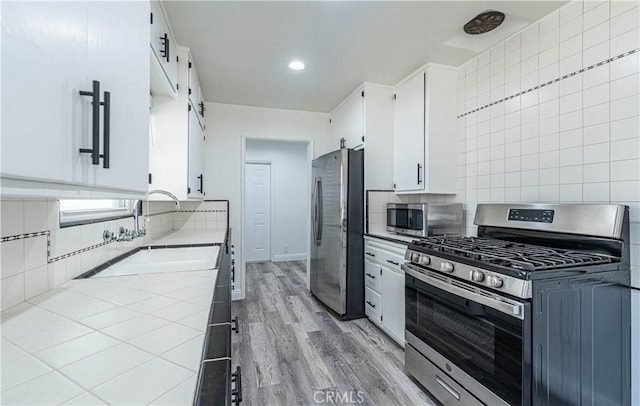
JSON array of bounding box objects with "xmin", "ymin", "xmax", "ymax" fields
[
  {"xmin": 406, "ymin": 278, "xmax": 526, "ymax": 405},
  {"xmin": 387, "ymin": 209, "xmax": 423, "ymax": 231}
]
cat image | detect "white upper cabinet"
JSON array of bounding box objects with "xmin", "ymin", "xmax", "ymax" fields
[
  {"xmin": 329, "ymin": 83, "xmax": 394, "ymax": 190},
  {"xmin": 1, "ymin": 1, "xmax": 150, "ymax": 196},
  {"xmin": 330, "ymin": 88, "xmax": 364, "ymax": 149},
  {"xmin": 393, "ymin": 64, "xmax": 457, "ymax": 194},
  {"xmin": 149, "ymin": 1, "xmax": 178, "ymax": 97},
  {"xmin": 149, "ymin": 47, "xmax": 205, "ymax": 201},
  {"xmin": 84, "ymin": 2, "xmax": 150, "ymax": 192},
  {"xmin": 393, "ymin": 72, "xmax": 425, "ymax": 192},
  {"xmin": 188, "ymin": 57, "xmax": 206, "ymax": 129},
  {"xmin": 187, "ymin": 107, "xmax": 205, "ymax": 199}
]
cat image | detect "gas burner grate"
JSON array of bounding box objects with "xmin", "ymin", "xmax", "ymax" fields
[{"xmin": 413, "ymin": 237, "xmax": 615, "ymax": 271}]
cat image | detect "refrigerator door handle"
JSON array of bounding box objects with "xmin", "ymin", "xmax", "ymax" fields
[
  {"xmin": 313, "ymin": 177, "xmax": 318, "ymax": 245},
  {"xmin": 313, "ymin": 177, "xmax": 322, "ymax": 245},
  {"xmin": 317, "ymin": 178, "xmax": 323, "ymax": 243}
]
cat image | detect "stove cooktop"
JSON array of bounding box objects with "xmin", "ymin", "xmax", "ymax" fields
[{"xmin": 410, "ymin": 236, "xmax": 617, "ymax": 273}]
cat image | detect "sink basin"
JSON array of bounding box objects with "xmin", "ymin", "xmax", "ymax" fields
[{"xmin": 93, "ymin": 246, "xmax": 220, "ymax": 277}]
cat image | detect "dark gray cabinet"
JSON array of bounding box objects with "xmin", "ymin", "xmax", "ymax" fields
[{"xmin": 532, "ymin": 271, "xmax": 631, "ymax": 405}]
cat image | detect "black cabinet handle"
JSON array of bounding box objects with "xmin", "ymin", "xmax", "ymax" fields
[
  {"xmin": 231, "ymin": 316, "xmax": 239, "ymax": 334},
  {"xmin": 417, "ymin": 163, "xmax": 423, "ymax": 185},
  {"xmin": 386, "ymin": 259, "xmax": 399, "ymax": 266},
  {"xmin": 365, "ymin": 273, "xmax": 376, "ymax": 279},
  {"xmin": 79, "ymin": 80, "xmax": 101, "ymax": 165},
  {"xmin": 197, "ymin": 174, "xmax": 203, "ymax": 193},
  {"xmin": 199, "ymin": 101, "xmax": 205, "ymax": 117},
  {"xmin": 160, "ymin": 33, "xmax": 170, "ymax": 62},
  {"xmin": 366, "ymin": 300, "xmax": 376, "ymax": 308},
  {"xmin": 365, "ymin": 252, "xmax": 375, "ymax": 257},
  {"xmin": 231, "ymin": 366, "xmax": 243, "ymax": 404},
  {"xmin": 101, "ymin": 91, "xmax": 110, "ymax": 169},
  {"xmin": 231, "ymin": 265, "xmax": 235, "ymax": 283}
]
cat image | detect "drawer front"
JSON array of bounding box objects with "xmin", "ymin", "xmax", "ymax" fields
[
  {"xmin": 365, "ymin": 287, "xmax": 382, "ymax": 322},
  {"xmin": 380, "ymin": 251, "xmax": 404, "ymax": 272},
  {"xmin": 406, "ymin": 344, "xmax": 482, "ymax": 406},
  {"xmin": 364, "ymin": 260, "xmax": 381, "ymax": 292},
  {"xmin": 364, "ymin": 244, "xmax": 380, "ymax": 262}
]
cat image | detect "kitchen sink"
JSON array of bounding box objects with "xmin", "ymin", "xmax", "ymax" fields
[{"xmin": 92, "ymin": 246, "xmax": 220, "ymax": 278}]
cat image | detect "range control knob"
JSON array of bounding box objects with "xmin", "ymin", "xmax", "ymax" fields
[
  {"xmin": 487, "ymin": 275, "xmax": 504, "ymax": 288},
  {"xmin": 419, "ymin": 255, "xmax": 431, "ymax": 266},
  {"xmin": 440, "ymin": 262, "xmax": 454, "ymax": 273},
  {"xmin": 470, "ymin": 270, "xmax": 484, "ymax": 282},
  {"xmin": 411, "ymin": 253, "xmax": 421, "ymax": 262}
]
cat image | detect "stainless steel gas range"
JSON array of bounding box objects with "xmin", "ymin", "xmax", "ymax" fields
[{"xmin": 403, "ymin": 204, "xmax": 631, "ymax": 406}]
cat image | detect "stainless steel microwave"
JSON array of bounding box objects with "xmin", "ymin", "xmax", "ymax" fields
[{"xmin": 386, "ymin": 203, "xmax": 463, "ymax": 237}]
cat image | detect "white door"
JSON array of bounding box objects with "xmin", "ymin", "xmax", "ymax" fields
[
  {"xmin": 393, "ymin": 71, "xmax": 425, "ymax": 192},
  {"xmin": 245, "ymin": 163, "xmax": 271, "ymax": 262}
]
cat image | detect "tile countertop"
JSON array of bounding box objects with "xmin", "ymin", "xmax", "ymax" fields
[
  {"xmin": 0, "ymin": 229, "xmax": 226, "ymax": 405},
  {"xmin": 365, "ymin": 232, "xmax": 414, "ymax": 245}
]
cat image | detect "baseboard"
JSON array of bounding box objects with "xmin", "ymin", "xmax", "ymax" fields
[
  {"xmin": 272, "ymin": 253, "xmax": 307, "ymax": 262},
  {"xmin": 232, "ymin": 289, "xmax": 243, "ymax": 301}
]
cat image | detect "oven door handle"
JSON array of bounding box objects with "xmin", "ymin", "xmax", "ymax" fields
[
  {"xmin": 435, "ymin": 375, "xmax": 460, "ymax": 401},
  {"xmin": 402, "ymin": 263, "xmax": 525, "ymax": 320}
]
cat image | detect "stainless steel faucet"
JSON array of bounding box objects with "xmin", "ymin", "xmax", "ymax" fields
[
  {"xmin": 148, "ymin": 190, "xmax": 182, "ymax": 211},
  {"xmin": 131, "ymin": 190, "xmax": 182, "ymax": 239}
]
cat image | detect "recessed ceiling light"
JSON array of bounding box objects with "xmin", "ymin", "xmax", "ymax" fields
[{"xmin": 288, "ymin": 60, "xmax": 305, "ymax": 71}]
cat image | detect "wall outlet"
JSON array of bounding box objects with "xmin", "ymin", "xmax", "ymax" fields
[{"xmin": 283, "ymin": 245, "xmax": 289, "ymax": 253}]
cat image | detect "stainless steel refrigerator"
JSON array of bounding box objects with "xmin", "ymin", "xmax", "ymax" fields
[{"xmin": 310, "ymin": 148, "xmax": 364, "ymax": 320}]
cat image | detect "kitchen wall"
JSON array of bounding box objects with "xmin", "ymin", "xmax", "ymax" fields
[
  {"xmin": 0, "ymin": 199, "xmax": 174, "ymax": 311},
  {"xmin": 454, "ymin": 0, "xmax": 640, "ymax": 402},
  {"xmin": 456, "ymin": 0, "xmax": 639, "ymax": 285},
  {"xmin": 171, "ymin": 200, "xmax": 229, "ymax": 231},
  {"xmin": 246, "ymin": 139, "xmax": 309, "ymax": 261},
  {"xmin": 203, "ymin": 102, "xmax": 331, "ymax": 299},
  {"xmin": 0, "ymin": 198, "xmax": 229, "ymax": 311}
]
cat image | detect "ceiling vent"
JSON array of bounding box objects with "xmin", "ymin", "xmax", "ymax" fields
[{"xmin": 464, "ymin": 11, "xmax": 505, "ymax": 35}]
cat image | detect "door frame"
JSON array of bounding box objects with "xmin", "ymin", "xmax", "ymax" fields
[
  {"xmin": 244, "ymin": 160, "xmax": 274, "ymax": 263},
  {"xmin": 240, "ymin": 135, "xmax": 314, "ymax": 299}
]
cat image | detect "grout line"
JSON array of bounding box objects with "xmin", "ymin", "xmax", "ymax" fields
[
  {"xmin": 457, "ymin": 48, "xmax": 640, "ymax": 119},
  {"xmin": 0, "ymin": 230, "xmax": 49, "ymax": 243},
  {"xmin": 4, "ymin": 277, "xmax": 210, "ymax": 398}
]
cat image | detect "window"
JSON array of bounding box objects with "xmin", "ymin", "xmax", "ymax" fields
[{"xmin": 59, "ymin": 199, "xmax": 133, "ymax": 227}]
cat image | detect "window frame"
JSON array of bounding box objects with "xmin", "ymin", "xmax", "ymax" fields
[{"xmin": 59, "ymin": 199, "xmax": 134, "ymax": 228}]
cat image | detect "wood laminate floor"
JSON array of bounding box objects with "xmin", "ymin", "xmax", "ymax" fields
[{"xmin": 231, "ymin": 261, "xmax": 436, "ymax": 405}]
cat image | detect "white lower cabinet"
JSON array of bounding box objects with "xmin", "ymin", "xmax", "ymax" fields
[
  {"xmin": 364, "ymin": 287, "xmax": 382, "ymax": 322},
  {"xmin": 380, "ymin": 265, "xmax": 405, "ymax": 345},
  {"xmin": 364, "ymin": 236, "xmax": 407, "ymax": 346},
  {"xmin": 364, "ymin": 259, "xmax": 381, "ymax": 291}
]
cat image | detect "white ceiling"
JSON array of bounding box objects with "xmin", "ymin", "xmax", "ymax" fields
[{"xmin": 163, "ymin": 1, "xmax": 568, "ymax": 113}]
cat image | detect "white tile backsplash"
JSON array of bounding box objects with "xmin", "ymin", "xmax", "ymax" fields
[
  {"xmin": 457, "ymin": 0, "xmax": 640, "ymax": 287},
  {"xmin": 0, "ymin": 199, "xmax": 228, "ymax": 311}
]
